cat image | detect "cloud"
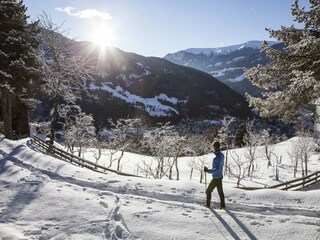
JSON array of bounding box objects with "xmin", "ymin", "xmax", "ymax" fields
[{"xmin": 55, "ymin": 7, "xmax": 112, "ymax": 21}]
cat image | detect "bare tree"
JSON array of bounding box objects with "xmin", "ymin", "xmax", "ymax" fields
[
  {"xmin": 108, "ymin": 118, "xmax": 135, "ymax": 171},
  {"xmin": 163, "ymin": 127, "xmax": 187, "ymax": 180},
  {"xmin": 215, "ymin": 117, "xmax": 235, "ymax": 175},
  {"xmin": 227, "ymin": 150, "xmax": 249, "ymax": 187},
  {"xmin": 104, "ymin": 135, "xmax": 125, "ymax": 169},
  {"xmin": 260, "ymin": 128, "xmax": 275, "ymax": 168},
  {"xmin": 92, "ymin": 139, "xmax": 104, "ymax": 165},
  {"xmin": 61, "ymin": 105, "xmax": 96, "ymax": 157},
  {"xmin": 188, "ymin": 155, "xmax": 211, "ymax": 184},
  {"xmin": 186, "ymin": 134, "xmax": 211, "ymax": 183},
  {"xmin": 138, "ymin": 123, "xmax": 174, "ymax": 179},
  {"xmin": 289, "ymin": 143, "xmax": 300, "ymax": 178},
  {"xmin": 243, "ymin": 120, "xmax": 262, "ymax": 178},
  {"xmin": 288, "ymin": 134, "xmax": 316, "ymax": 177}
]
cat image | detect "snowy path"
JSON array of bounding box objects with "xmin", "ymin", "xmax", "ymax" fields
[{"xmin": 0, "ymin": 138, "xmax": 320, "ymax": 239}]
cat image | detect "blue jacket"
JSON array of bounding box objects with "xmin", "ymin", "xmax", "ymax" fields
[{"xmin": 207, "ymin": 151, "xmax": 224, "ymax": 179}]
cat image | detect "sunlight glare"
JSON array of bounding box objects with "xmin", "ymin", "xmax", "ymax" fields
[{"xmin": 91, "ymin": 22, "xmax": 116, "ymax": 47}]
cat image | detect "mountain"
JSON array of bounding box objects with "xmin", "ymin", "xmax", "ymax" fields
[
  {"xmin": 58, "ymin": 42, "xmax": 252, "ymax": 125},
  {"xmin": 164, "ymin": 41, "xmax": 280, "ymax": 96}
]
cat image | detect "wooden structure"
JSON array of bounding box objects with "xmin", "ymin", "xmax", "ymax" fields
[
  {"xmin": 239, "ymin": 171, "xmax": 320, "ymax": 191},
  {"xmin": 32, "ymin": 136, "xmax": 141, "ymax": 178}
]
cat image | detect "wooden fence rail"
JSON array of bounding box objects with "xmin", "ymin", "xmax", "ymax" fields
[
  {"xmin": 239, "ymin": 170, "xmax": 320, "ymax": 191},
  {"xmin": 269, "ymin": 171, "xmax": 320, "ymax": 191},
  {"xmin": 33, "ymin": 136, "xmax": 320, "ymax": 190},
  {"xmin": 32, "ymin": 136, "xmax": 141, "ymax": 178}
]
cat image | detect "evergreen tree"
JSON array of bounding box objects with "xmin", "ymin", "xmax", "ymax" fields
[
  {"xmin": 235, "ymin": 123, "xmax": 246, "ymax": 147},
  {"xmin": 244, "ymin": 0, "xmax": 320, "ymax": 124},
  {"xmin": 0, "ymin": 0, "xmax": 42, "ymax": 139}
]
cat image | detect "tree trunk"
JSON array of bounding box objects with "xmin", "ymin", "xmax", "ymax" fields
[
  {"xmin": 190, "ymin": 167, "xmax": 193, "ymax": 180},
  {"xmin": 304, "ymin": 154, "xmax": 308, "ymax": 176},
  {"xmin": 1, "ymin": 92, "xmax": 14, "ymax": 140},
  {"xmin": 314, "ymin": 100, "xmax": 320, "ymax": 139},
  {"xmin": 224, "ymin": 149, "xmax": 228, "ymax": 176},
  {"xmin": 50, "ymin": 102, "xmax": 59, "ymax": 144},
  {"xmin": 78, "ymin": 146, "xmax": 82, "ymax": 157},
  {"xmin": 117, "ymin": 150, "xmax": 124, "ymax": 172},
  {"xmin": 169, "ymin": 166, "xmax": 173, "ymax": 180},
  {"xmin": 175, "ymin": 157, "xmax": 179, "ymax": 180},
  {"xmin": 294, "ymin": 157, "xmax": 298, "ymax": 178}
]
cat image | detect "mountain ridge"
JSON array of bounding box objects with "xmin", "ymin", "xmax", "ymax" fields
[
  {"xmin": 74, "ymin": 42, "xmax": 252, "ymax": 124},
  {"xmin": 166, "ymin": 40, "xmax": 278, "ymax": 57},
  {"xmin": 164, "ymin": 40, "xmax": 282, "ymax": 96},
  {"xmin": 37, "ymin": 34, "xmax": 253, "ymax": 126}
]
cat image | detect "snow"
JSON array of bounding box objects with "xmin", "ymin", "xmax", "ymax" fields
[
  {"xmin": 210, "ymin": 67, "xmax": 242, "ymax": 77},
  {"xmin": 184, "ymin": 41, "xmax": 279, "ymax": 56},
  {"xmin": 0, "ymin": 136, "xmax": 320, "ymax": 239},
  {"xmin": 227, "ymin": 74, "xmax": 246, "ymax": 83},
  {"xmin": 89, "ymin": 83, "xmax": 183, "ymax": 117},
  {"xmin": 0, "ymin": 70, "xmax": 12, "ymax": 79}
]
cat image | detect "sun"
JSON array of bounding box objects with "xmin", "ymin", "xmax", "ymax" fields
[{"xmin": 91, "ymin": 22, "xmax": 116, "ymax": 47}]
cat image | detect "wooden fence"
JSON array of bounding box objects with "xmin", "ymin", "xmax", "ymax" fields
[
  {"xmin": 33, "ymin": 136, "xmax": 320, "ymax": 190},
  {"xmin": 268, "ymin": 171, "xmax": 320, "ymax": 191},
  {"xmin": 239, "ymin": 171, "xmax": 320, "ymax": 191},
  {"xmin": 32, "ymin": 136, "xmax": 141, "ymax": 178}
]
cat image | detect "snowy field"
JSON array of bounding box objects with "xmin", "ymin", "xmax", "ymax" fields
[{"xmin": 0, "ymin": 135, "xmax": 320, "ymax": 239}]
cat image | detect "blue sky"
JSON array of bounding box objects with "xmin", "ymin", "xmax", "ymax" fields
[{"xmin": 24, "ymin": 0, "xmax": 309, "ymax": 57}]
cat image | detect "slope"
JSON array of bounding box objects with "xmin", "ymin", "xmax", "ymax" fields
[
  {"xmin": 0, "ymin": 136, "xmax": 320, "ymax": 239},
  {"xmin": 69, "ymin": 42, "xmax": 252, "ymax": 122}
]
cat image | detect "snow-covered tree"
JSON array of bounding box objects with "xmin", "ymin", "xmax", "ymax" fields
[
  {"xmin": 260, "ymin": 128, "xmax": 275, "ymax": 167},
  {"xmin": 166, "ymin": 129, "xmax": 187, "ymax": 180},
  {"xmin": 227, "ymin": 150, "xmax": 249, "ymax": 187},
  {"xmin": 234, "ymin": 123, "xmax": 246, "ymax": 147},
  {"xmin": 215, "ymin": 117, "xmax": 235, "ymax": 175},
  {"xmin": 113, "ymin": 118, "xmax": 146, "ymax": 154},
  {"xmin": 38, "ymin": 13, "xmax": 94, "ymax": 144},
  {"xmin": 61, "ymin": 105, "xmax": 96, "ymax": 157},
  {"xmin": 186, "ymin": 134, "xmax": 211, "ymax": 183},
  {"xmin": 288, "ymin": 133, "xmax": 316, "ymax": 177},
  {"xmin": 243, "ymin": 120, "xmax": 262, "ymax": 178},
  {"xmin": 244, "ymin": 0, "xmax": 320, "ymax": 127},
  {"xmin": 108, "ymin": 118, "xmax": 133, "ymax": 171},
  {"xmin": 139, "ymin": 123, "xmax": 174, "ymax": 179},
  {"xmin": 0, "ymin": 0, "xmax": 42, "ymax": 139}
]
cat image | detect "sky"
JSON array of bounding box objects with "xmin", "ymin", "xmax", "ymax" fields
[{"xmin": 23, "ymin": 0, "xmax": 309, "ymax": 57}]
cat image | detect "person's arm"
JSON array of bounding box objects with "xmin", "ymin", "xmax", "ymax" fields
[
  {"xmin": 206, "ymin": 157, "xmax": 216, "ymax": 173},
  {"xmin": 211, "ymin": 154, "xmax": 223, "ymax": 175}
]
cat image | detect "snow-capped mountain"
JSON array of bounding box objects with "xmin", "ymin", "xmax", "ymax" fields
[
  {"xmin": 164, "ymin": 41, "xmax": 281, "ymax": 96},
  {"xmin": 56, "ymin": 41, "xmax": 252, "ymax": 123},
  {"xmin": 183, "ymin": 41, "xmax": 278, "ymax": 56},
  {"xmin": 37, "ymin": 31, "xmax": 253, "ymax": 124}
]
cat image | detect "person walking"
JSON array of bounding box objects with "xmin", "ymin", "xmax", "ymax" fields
[{"xmin": 204, "ymin": 141, "xmax": 226, "ymax": 209}]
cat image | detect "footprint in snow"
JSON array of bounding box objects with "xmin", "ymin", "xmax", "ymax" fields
[
  {"xmin": 146, "ymin": 199, "xmax": 153, "ymax": 204},
  {"xmin": 104, "ymin": 205, "xmax": 135, "ymax": 239},
  {"xmin": 99, "ymin": 201, "xmax": 108, "ymax": 209}
]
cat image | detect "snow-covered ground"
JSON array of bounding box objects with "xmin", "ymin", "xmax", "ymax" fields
[{"xmin": 0, "ymin": 136, "xmax": 320, "ymax": 239}]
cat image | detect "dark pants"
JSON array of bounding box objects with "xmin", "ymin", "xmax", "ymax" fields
[{"xmin": 206, "ymin": 177, "xmax": 225, "ymax": 208}]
